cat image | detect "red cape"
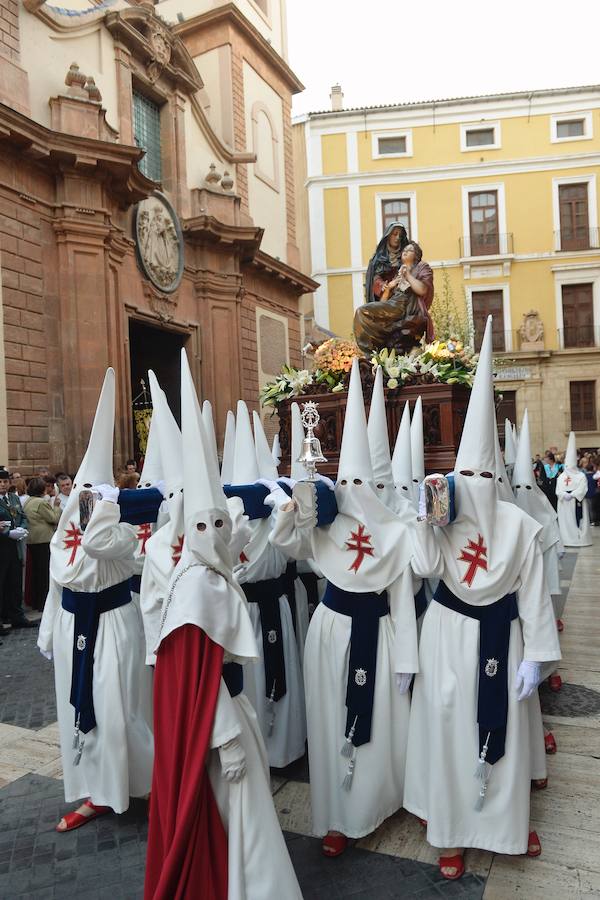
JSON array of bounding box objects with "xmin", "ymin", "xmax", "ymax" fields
[{"xmin": 144, "ymin": 624, "xmax": 228, "ymax": 900}]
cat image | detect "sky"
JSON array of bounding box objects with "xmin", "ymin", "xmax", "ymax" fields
[{"xmin": 287, "ymin": 0, "xmax": 600, "ymax": 117}]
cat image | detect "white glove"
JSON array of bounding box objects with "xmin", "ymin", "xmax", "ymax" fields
[
  {"xmin": 39, "ymin": 649, "xmax": 52, "ymax": 661},
  {"xmin": 515, "ymin": 660, "xmax": 542, "ymax": 701},
  {"xmin": 264, "ymin": 487, "xmax": 292, "ymax": 510},
  {"xmin": 94, "ymin": 483, "xmax": 119, "ymax": 504},
  {"xmin": 418, "ymin": 482, "xmax": 427, "ymax": 518},
  {"xmin": 9, "ymin": 527, "xmax": 28, "ymax": 541},
  {"xmin": 562, "ymin": 492, "xmax": 574, "ymax": 501},
  {"xmin": 218, "ymin": 737, "xmax": 246, "ymax": 783},
  {"xmin": 256, "ymin": 477, "xmax": 279, "ymax": 493},
  {"xmin": 150, "ymin": 479, "xmax": 166, "ymax": 498},
  {"xmin": 395, "ymin": 673, "xmax": 412, "ymax": 694}
]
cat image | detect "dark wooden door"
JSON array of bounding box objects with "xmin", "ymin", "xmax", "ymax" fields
[{"xmin": 559, "ymin": 183, "xmax": 589, "ymax": 250}]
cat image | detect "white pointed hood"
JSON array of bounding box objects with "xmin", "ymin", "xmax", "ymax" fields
[
  {"xmin": 410, "ymin": 396, "xmax": 425, "ymax": 498},
  {"xmin": 202, "ymin": 400, "xmax": 220, "ymax": 475},
  {"xmin": 311, "ymin": 358, "xmax": 411, "ymax": 593},
  {"xmin": 504, "ymin": 419, "xmax": 516, "ymax": 467},
  {"xmin": 565, "ymin": 431, "xmax": 578, "ymax": 470},
  {"xmin": 138, "ymin": 402, "xmax": 163, "ymax": 489},
  {"xmin": 494, "ymin": 417, "xmax": 514, "ymax": 504},
  {"xmin": 392, "ymin": 401, "xmax": 415, "ymax": 508},
  {"xmin": 253, "ymin": 411, "xmax": 279, "ymax": 481},
  {"xmin": 272, "ymin": 433, "xmax": 282, "ymax": 467},
  {"xmin": 156, "ymin": 351, "xmax": 258, "ymax": 663},
  {"xmin": 220, "ymin": 411, "xmax": 236, "ymax": 486},
  {"xmin": 513, "ymin": 409, "xmax": 560, "ymax": 549},
  {"xmin": 290, "ymin": 401, "xmax": 306, "ymax": 481},
  {"xmin": 368, "ymin": 367, "xmax": 401, "ymax": 513},
  {"xmin": 433, "ymin": 318, "xmax": 542, "ymax": 601},
  {"xmin": 232, "ymin": 401, "xmax": 260, "ymax": 484},
  {"xmin": 50, "ymin": 368, "xmax": 116, "ymax": 585}
]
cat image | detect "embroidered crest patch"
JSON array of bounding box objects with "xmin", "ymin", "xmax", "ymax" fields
[
  {"xmin": 355, "ymin": 667, "xmax": 367, "ymax": 687},
  {"xmin": 485, "ymin": 658, "xmax": 499, "ymax": 677},
  {"xmin": 267, "ymin": 630, "xmax": 277, "ymax": 644},
  {"xmin": 76, "ymin": 635, "xmax": 87, "ymax": 652}
]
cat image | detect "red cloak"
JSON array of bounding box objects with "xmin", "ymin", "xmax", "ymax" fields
[{"xmin": 144, "ymin": 624, "xmax": 228, "ymax": 900}]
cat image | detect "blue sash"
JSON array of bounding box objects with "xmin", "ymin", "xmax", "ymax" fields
[
  {"xmin": 118, "ymin": 487, "xmax": 163, "ymax": 525},
  {"xmin": 223, "ymin": 484, "xmax": 271, "ymax": 520},
  {"xmin": 242, "ymin": 576, "xmax": 288, "ymax": 701},
  {"xmin": 414, "ymin": 584, "xmax": 428, "ymax": 619},
  {"xmin": 576, "ymin": 500, "xmax": 583, "ymax": 526},
  {"xmin": 283, "ymin": 561, "xmax": 297, "ymax": 635},
  {"xmin": 130, "ymin": 573, "xmax": 142, "ymax": 594},
  {"xmin": 434, "ymin": 581, "xmax": 518, "ymax": 765},
  {"xmin": 223, "ymin": 662, "xmax": 243, "ymax": 698},
  {"xmin": 322, "ymin": 582, "xmax": 389, "ymax": 748},
  {"xmin": 298, "ymin": 570, "xmax": 319, "ymax": 617},
  {"xmin": 62, "ymin": 580, "xmax": 132, "ymax": 734},
  {"xmin": 278, "ymin": 479, "xmax": 338, "ymax": 526}
]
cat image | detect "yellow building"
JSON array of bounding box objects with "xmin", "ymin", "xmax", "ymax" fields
[{"xmin": 293, "ymin": 85, "xmax": 600, "ymax": 453}]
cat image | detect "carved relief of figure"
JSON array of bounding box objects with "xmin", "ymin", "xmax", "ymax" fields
[{"xmin": 142, "ymin": 204, "xmax": 179, "ymax": 288}]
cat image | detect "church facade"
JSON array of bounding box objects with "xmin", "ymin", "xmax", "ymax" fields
[
  {"xmin": 0, "ymin": 0, "xmax": 316, "ymax": 472},
  {"xmin": 294, "ymin": 85, "xmax": 600, "ymax": 454}
]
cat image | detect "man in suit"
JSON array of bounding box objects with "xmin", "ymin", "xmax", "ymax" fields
[{"xmin": 0, "ymin": 469, "xmax": 36, "ymax": 629}]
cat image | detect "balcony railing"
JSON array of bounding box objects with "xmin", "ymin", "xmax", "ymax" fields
[
  {"xmin": 554, "ymin": 227, "xmax": 600, "ymax": 252},
  {"xmin": 460, "ymin": 233, "xmax": 514, "ymax": 258},
  {"xmin": 557, "ymin": 325, "xmax": 600, "ymax": 349}
]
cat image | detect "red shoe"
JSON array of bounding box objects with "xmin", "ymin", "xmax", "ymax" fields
[
  {"xmin": 549, "ymin": 674, "xmax": 562, "ymax": 693},
  {"xmin": 531, "ymin": 778, "xmax": 548, "ymax": 790},
  {"xmin": 439, "ymin": 854, "xmax": 465, "ymax": 880},
  {"xmin": 527, "ymin": 830, "xmax": 541, "ymax": 857},
  {"xmin": 56, "ymin": 799, "xmax": 111, "ymax": 833},
  {"xmin": 556, "ymin": 619, "xmax": 564, "ymax": 633},
  {"xmin": 544, "ymin": 732, "xmax": 557, "ymax": 754},
  {"xmin": 322, "ymin": 831, "xmax": 348, "ymax": 857}
]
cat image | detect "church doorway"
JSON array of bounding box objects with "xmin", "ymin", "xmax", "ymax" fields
[{"xmin": 129, "ymin": 319, "xmax": 187, "ymax": 460}]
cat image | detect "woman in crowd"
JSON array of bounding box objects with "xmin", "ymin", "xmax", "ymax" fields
[
  {"xmin": 542, "ymin": 452, "xmax": 563, "ymax": 510},
  {"xmin": 23, "ymin": 476, "xmax": 62, "ymax": 611}
]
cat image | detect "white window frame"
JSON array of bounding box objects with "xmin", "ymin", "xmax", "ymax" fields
[
  {"xmin": 375, "ymin": 191, "xmax": 418, "ymax": 242},
  {"xmin": 465, "ymin": 283, "xmax": 513, "ymax": 352},
  {"xmin": 550, "ymin": 110, "xmax": 593, "ymax": 144},
  {"xmin": 460, "ymin": 121, "xmax": 501, "ymax": 152},
  {"xmin": 461, "ymin": 182, "xmax": 508, "ymax": 258},
  {"xmin": 552, "ymin": 263, "xmax": 600, "ymax": 349},
  {"xmin": 552, "ymin": 173, "xmax": 597, "ymax": 251},
  {"xmin": 371, "ymin": 130, "xmax": 413, "ymax": 160}
]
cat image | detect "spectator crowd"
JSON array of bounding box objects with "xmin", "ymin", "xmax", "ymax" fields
[{"xmin": 532, "ymin": 446, "xmax": 600, "ymax": 524}]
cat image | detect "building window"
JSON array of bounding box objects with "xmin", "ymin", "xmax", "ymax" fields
[
  {"xmin": 372, "ymin": 130, "xmax": 412, "ymax": 159},
  {"xmin": 382, "ymin": 198, "xmax": 411, "ymax": 235},
  {"xmin": 570, "ymin": 381, "xmax": 597, "ymax": 431},
  {"xmin": 471, "ymin": 289, "xmax": 506, "ymax": 352},
  {"xmin": 551, "ymin": 111, "xmax": 592, "ymax": 143},
  {"xmin": 133, "ymin": 91, "xmax": 162, "ymax": 183},
  {"xmin": 561, "ymin": 283, "xmax": 595, "ymax": 348},
  {"xmin": 461, "ymin": 121, "xmax": 501, "ymax": 151},
  {"xmin": 468, "ymin": 191, "xmax": 499, "ymax": 256},
  {"xmin": 559, "ymin": 183, "xmax": 590, "ymax": 251}
]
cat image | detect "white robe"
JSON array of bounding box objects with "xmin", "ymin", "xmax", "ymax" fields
[
  {"xmin": 556, "ymin": 470, "xmax": 592, "ymax": 547},
  {"xmin": 236, "ymin": 529, "xmax": 306, "ymax": 769},
  {"xmin": 272, "ymin": 506, "xmax": 418, "ymax": 838},
  {"xmin": 38, "ymin": 500, "xmax": 154, "ymax": 812},
  {"xmin": 406, "ymin": 512, "xmax": 560, "ymax": 854}
]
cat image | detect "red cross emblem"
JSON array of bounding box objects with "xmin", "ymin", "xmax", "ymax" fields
[
  {"xmin": 458, "ymin": 533, "xmax": 488, "ymax": 587},
  {"xmin": 63, "ymin": 522, "xmax": 82, "ymax": 566},
  {"xmin": 171, "ymin": 534, "xmax": 184, "ymax": 566},
  {"xmin": 240, "ymin": 550, "xmax": 249, "ymax": 564},
  {"xmin": 564, "ymin": 475, "xmax": 572, "ymax": 486},
  {"xmin": 346, "ymin": 524, "xmax": 375, "ymax": 573},
  {"xmin": 136, "ymin": 522, "xmax": 152, "ymax": 555}
]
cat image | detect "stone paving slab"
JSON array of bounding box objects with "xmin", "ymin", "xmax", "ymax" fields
[{"xmin": 0, "ymin": 628, "xmax": 56, "ymax": 730}]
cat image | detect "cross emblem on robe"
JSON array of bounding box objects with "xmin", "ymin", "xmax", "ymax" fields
[
  {"xmin": 345, "ymin": 523, "xmax": 375, "ymax": 573},
  {"xmin": 136, "ymin": 522, "xmax": 152, "ymax": 555},
  {"xmin": 63, "ymin": 522, "xmax": 83, "ymax": 566},
  {"xmin": 171, "ymin": 534, "xmax": 184, "ymax": 566},
  {"xmin": 564, "ymin": 475, "xmax": 572, "ymax": 486},
  {"xmin": 458, "ymin": 533, "xmax": 488, "ymax": 587}
]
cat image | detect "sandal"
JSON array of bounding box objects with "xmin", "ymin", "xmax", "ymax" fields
[
  {"xmin": 549, "ymin": 674, "xmax": 562, "ymax": 693},
  {"xmin": 527, "ymin": 830, "xmax": 541, "ymax": 857},
  {"xmin": 322, "ymin": 831, "xmax": 348, "ymax": 857},
  {"xmin": 56, "ymin": 799, "xmax": 111, "ymax": 833},
  {"xmin": 439, "ymin": 853, "xmax": 465, "ymax": 880},
  {"xmin": 531, "ymin": 778, "xmax": 548, "ymax": 790},
  {"xmin": 544, "ymin": 732, "xmax": 557, "ymax": 754},
  {"xmin": 556, "ymin": 619, "xmax": 564, "ymax": 633}
]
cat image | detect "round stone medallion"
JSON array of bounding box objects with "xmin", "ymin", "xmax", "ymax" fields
[{"xmin": 134, "ymin": 192, "xmax": 183, "ymax": 293}]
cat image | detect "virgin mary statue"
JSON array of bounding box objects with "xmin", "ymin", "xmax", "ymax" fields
[{"xmin": 355, "ymin": 222, "xmax": 434, "ymax": 353}]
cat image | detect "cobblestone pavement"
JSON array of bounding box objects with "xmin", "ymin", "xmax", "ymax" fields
[{"xmin": 0, "ymin": 541, "xmax": 597, "ymax": 899}]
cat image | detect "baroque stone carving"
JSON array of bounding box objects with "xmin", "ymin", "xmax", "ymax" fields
[
  {"xmin": 147, "ymin": 23, "xmax": 172, "ymax": 83},
  {"xmin": 518, "ymin": 310, "xmax": 544, "ymax": 348},
  {"xmin": 142, "ymin": 281, "xmax": 179, "ymax": 323},
  {"xmin": 135, "ymin": 192, "xmax": 184, "ymax": 294}
]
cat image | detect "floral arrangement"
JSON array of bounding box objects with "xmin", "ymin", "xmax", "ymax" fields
[{"xmin": 259, "ymin": 337, "xmax": 478, "ymax": 408}]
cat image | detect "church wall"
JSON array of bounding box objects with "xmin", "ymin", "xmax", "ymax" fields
[
  {"xmin": 191, "ymin": 45, "xmax": 234, "ymax": 149},
  {"xmin": 0, "ymin": 262, "xmax": 9, "ymax": 465}
]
